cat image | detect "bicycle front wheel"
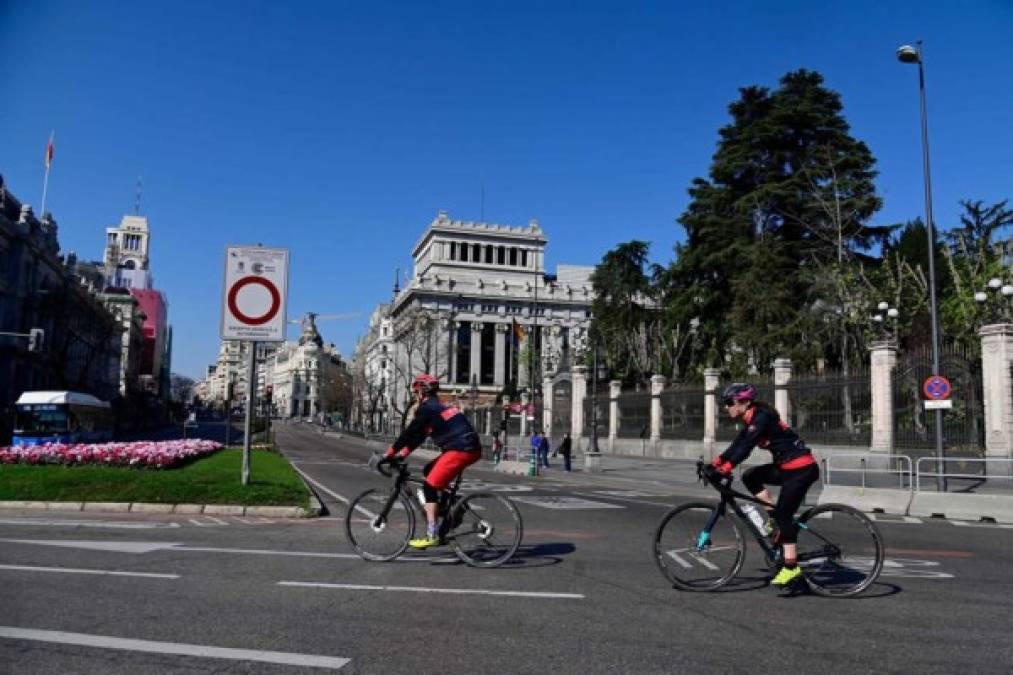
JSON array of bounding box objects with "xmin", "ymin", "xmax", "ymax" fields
[
  {"xmin": 795, "ymin": 503, "xmax": 884, "ymax": 597},
  {"xmin": 653, "ymin": 501, "xmax": 746, "ymax": 591},
  {"xmin": 344, "ymin": 488, "xmax": 415, "ymax": 562},
  {"xmin": 449, "ymin": 492, "xmax": 523, "ymax": 568}
]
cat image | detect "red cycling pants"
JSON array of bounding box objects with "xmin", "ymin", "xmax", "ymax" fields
[{"xmin": 424, "ymin": 450, "xmax": 480, "ymax": 490}]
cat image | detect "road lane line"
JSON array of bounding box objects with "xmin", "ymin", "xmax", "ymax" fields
[
  {"xmin": 0, "ymin": 518, "xmax": 179, "ymax": 529},
  {"xmin": 278, "ymin": 581, "xmax": 584, "ymax": 599},
  {"xmin": 0, "ymin": 564, "xmax": 179, "ymax": 579},
  {"xmin": 290, "ymin": 465, "xmax": 352, "ymax": 505},
  {"xmin": 0, "ymin": 626, "xmax": 350, "ymax": 670},
  {"xmin": 203, "ymin": 517, "xmax": 228, "ymax": 525}
]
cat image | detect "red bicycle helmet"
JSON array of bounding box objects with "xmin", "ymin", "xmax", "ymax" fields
[{"xmin": 411, "ymin": 373, "xmax": 440, "ymax": 396}]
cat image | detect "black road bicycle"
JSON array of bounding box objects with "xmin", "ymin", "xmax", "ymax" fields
[
  {"xmin": 344, "ymin": 458, "xmax": 524, "ymax": 568},
  {"xmin": 653, "ymin": 461, "xmax": 884, "ymax": 597}
]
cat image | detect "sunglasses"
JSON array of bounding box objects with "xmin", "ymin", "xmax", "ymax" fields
[{"xmin": 722, "ymin": 398, "xmax": 737, "ymax": 407}]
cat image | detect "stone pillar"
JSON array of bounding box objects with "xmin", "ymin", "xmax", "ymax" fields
[
  {"xmin": 484, "ymin": 408, "xmax": 492, "ymax": 436},
  {"xmin": 520, "ymin": 391, "xmax": 530, "ymax": 437},
  {"xmin": 703, "ymin": 368, "xmax": 721, "ymax": 457},
  {"xmin": 980, "ymin": 324, "xmax": 1013, "ymax": 458},
  {"xmin": 571, "ymin": 365, "xmax": 587, "ymax": 441},
  {"xmin": 650, "ymin": 374, "xmax": 666, "ymax": 443},
  {"xmin": 449, "ymin": 321, "xmax": 460, "ymax": 384},
  {"xmin": 869, "ymin": 340, "xmax": 898, "ymax": 453},
  {"xmin": 542, "ymin": 375, "xmax": 554, "ymax": 436},
  {"xmin": 773, "ymin": 358, "xmax": 793, "ymax": 424},
  {"xmin": 469, "ymin": 322, "xmax": 483, "ymax": 386},
  {"xmin": 494, "ymin": 324, "xmax": 508, "ymax": 386},
  {"xmin": 608, "ymin": 380, "xmax": 621, "ymax": 451}
]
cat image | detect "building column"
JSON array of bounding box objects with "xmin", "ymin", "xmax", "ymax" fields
[
  {"xmin": 542, "ymin": 374, "xmax": 554, "ymax": 436},
  {"xmin": 571, "ymin": 365, "xmax": 587, "ymax": 442},
  {"xmin": 448, "ymin": 321, "xmax": 459, "ymax": 384},
  {"xmin": 773, "ymin": 358, "xmax": 793, "ymax": 424},
  {"xmin": 494, "ymin": 324, "xmax": 508, "ymax": 386},
  {"xmin": 980, "ymin": 323, "xmax": 1013, "ymax": 458},
  {"xmin": 520, "ymin": 391, "xmax": 530, "ymax": 437},
  {"xmin": 608, "ymin": 380, "xmax": 621, "ymax": 452},
  {"xmin": 517, "ymin": 330, "xmax": 530, "ymax": 390},
  {"xmin": 869, "ymin": 340, "xmax": 898, "ymax": 454},
  {"xmin": 484, "ymin": 408, "xmax": 492, "ymax": 436},
  {"xmin": 703, "ymin": 368, "xmax": 721, "ymax": 457},
  {"xmin": 650, "ymin": 374, "xmax": 666, "ymax": 443},
  {"xmin": 469, "ymin": 322, "xmax": 483, "ymax": 386}
]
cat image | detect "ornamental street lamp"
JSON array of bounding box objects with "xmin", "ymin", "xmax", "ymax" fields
[
  {"xmin": 974, "ymin": 277, "xmax": 1013, "ymax": 324},
  {"xmin": 585, "ymin": 342, "xmax": 609, "ymax": 471},
  {"xmin": 871, "ymin": 301, "xmax": 901, "ymax": 341},
  {"xmin": 898, "ymin": 41, "xmax": 946, "ymax": 491}
]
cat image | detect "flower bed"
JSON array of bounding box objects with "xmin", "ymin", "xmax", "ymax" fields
[{"xmin": 0, "ymin": 439, "xmax": 223, "ymax": 469}]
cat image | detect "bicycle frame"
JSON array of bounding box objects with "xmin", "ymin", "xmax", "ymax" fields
[
  {"xmin": 376, "ymin": 460, "xmax": 464, "ymax": 539},
  {"xmin": 698, "ymin": 462, "xmax": 840, "ymax": 567}
]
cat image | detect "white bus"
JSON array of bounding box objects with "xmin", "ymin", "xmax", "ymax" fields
[{"xmin": 12, "ymin": 391, "xmax": 114, "ymax": 446}]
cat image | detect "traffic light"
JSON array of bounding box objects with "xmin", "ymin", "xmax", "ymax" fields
[{"xmin": 28, "ymin": 328, "xmax": 44, "ymax": 353}]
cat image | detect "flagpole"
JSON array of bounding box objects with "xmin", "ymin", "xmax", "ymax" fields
[{"xmin": 40, "ymin": 132, "xmax": 54, "ymax": 217}]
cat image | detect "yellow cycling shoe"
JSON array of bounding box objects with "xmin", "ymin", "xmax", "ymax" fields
[
  {"xmin": 771, "ymin": 565, "xmax": 803, "ymax": 586},
  {"xmin": 408, "ymin": 534, "xmax": 441, "ymax": 550}
]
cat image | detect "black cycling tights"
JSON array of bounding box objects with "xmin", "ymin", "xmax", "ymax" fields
[{"xmin": 741, "ymin": 463, "xmax": 820, "ymax": 544}]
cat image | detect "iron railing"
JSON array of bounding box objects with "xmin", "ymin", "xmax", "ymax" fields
[
  {"xmin": 786, "ymin": 371, "xmax": 871, "ymax": 447},
  {"xmin": 660, "ymin": 386, "xmax": 706, "ymax": 440},
  {"xmin": 616, "ymin": 390, "xmax": 651, "ymax": 439}
]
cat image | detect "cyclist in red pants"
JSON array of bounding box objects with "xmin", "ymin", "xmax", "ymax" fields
[
  {"xmin": 375, "ymin": 373, "xmax": 482, "ymax": 549},
  {"xmin": 705, "ymin": 383, "xmax": 820, "ymax": 587}
]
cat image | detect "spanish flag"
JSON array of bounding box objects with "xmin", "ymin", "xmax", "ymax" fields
[
  {"xmin": 45, "ymin": 133, "xmax": 54, "ymax": 170},
  {"xmin": 512, "ymin": 318, "xmax": 526, "ymax": 341}
]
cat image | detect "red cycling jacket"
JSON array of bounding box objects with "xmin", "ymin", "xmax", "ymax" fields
[
  {"xmin": 389, "ymin": 397, "xmax": 482, "ymax": 456},
  {"xmin": 716, "ymin": 405, "xmax": 814, "ymax": 471}
]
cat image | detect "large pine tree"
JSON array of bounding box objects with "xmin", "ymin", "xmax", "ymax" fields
[{"xmin": 669, "ymin": 69, "xmax": 890, "ymax": 372}]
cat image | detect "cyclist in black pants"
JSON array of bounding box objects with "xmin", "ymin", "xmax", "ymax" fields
[{"xmin": 705, "ymin": 383, "xmax": 820, "ymax": 587}]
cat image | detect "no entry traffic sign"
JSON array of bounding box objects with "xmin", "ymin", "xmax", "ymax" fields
[
  {"xmin": 221, "ymin": 246, "xmax": 289, "ymax": 342},
  {"xmin": 922, "ymin": 375, "xmax": 953, "ymax": 401}
]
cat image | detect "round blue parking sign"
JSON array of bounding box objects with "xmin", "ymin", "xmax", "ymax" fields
[{"xmin": 922, "ymin": 375, "xmax": 952, "ymax": 400}]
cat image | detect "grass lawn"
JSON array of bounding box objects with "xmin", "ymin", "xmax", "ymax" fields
[{"xmin": 0, "ymin": 449, "xmax": 311, "ymax": 507}]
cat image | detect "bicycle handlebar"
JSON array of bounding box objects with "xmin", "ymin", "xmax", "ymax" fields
[{"xmin": 376, "ymin": 456, "xmax": 409, "ymax": 479}]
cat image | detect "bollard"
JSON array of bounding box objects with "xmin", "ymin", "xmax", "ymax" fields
[{"xmin": 528, "ymin": 451, "xmax": 538, "ymax": 477}]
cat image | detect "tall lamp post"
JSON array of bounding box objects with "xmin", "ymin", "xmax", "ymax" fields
[
  {"xmin": 584, "ymin": 341, "xmax": 607, "ymax": 472},
  {"xmin": 898, "ymin": 41, "xmax": 946, "ymax": 491}
]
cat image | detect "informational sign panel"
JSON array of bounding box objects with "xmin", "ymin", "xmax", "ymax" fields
[
  {"xmin": 221, "ymin": 245, "xmax": 289, "ymax": 342},
  {"xmin": 924, "ymin": 399, "xmax": 954, "ymax": 410}
]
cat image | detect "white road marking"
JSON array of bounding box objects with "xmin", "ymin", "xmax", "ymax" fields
[
  {"xmin": 278, "ymin": 581, "xmax": 584, "ymax": 599},
  {"xmin": 868, "ymin": 514, "xmax": 923, "ymax": 524},
  {"xmin": 512, "ymin": 496, "xmax": 624, "ymax": 510},
  {"xmin": 689, "ymin": 553, "xmax": 719, "ymax": 570},
  {"xmin": 203, "ymin": 517, "xmax": 228, "ymax": 525},
  {"xmin": 0, "ymin": 517, "xmax": 179, "ymax": 530},
  {"xmin": 291, "ymin": 465, "xmax": 351, "ymax": 505},
  {"xmin": 188, "ymin": 519, "xmax": 212, "ymax": 527},
  {"xmin": 573, "ymin": 491, "xmax": 674, "ymax": 508},
  {"xmin": 0, "ymin": 539, "xmax": 182, "ymax": 554},
  {"xmin": 0, "ymin": 564, "xmax": 178, "ymax": 579},
  {"xmin": 665, "ymin": 550, "xmax": 693, "ymax": 569},
  {"xmin": 0, "ymin": 626, "xmax": 350, "ymax": 670},
  {"xmin": 950, "ymin": 520, "xmax": 1013, "ymax": 529}
]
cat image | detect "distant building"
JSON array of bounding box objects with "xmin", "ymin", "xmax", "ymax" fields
[{"xmin": 103, "ymin": 215, "xmax": 152, "ymax": 290}]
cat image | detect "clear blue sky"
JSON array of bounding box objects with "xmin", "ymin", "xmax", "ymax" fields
[{"xmin": 2, "ymin": 1, "xmax": 1011, "ymax": 379}]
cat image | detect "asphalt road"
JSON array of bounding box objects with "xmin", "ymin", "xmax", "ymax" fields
[{"xmin": 1, "ymin": 422, "xmax": 1011, "ymax": 674}]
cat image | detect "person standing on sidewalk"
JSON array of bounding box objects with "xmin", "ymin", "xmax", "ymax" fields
[
  {"xmin": 491, "ymin": 432, "xmax": 504, "ymax": 464},
  {"xmin": 529, "ymin": 430, "xmax": 542, "ymax": 465},
  {"xmin": 538, "ymin": 431, "xmax": 551, "ymax": 468},
  {"xmin": 558, "ymin": 432, "xmax": 572, "ymax": 471}
]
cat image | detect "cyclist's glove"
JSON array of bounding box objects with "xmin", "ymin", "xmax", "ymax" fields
[
  {"xmin": 705, "ymin": 458, "xmax": 733, "ymax": 480},
  {"xmin": 367, "ymin": 453, "xmax": 390, "ymax": 472}
]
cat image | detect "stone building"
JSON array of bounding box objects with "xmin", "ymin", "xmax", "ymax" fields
[{"xmin": 356, "ymin": 210, "xmax": 596, "ymax": 426}]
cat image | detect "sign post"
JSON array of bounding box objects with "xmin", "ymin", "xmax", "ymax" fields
[
  {"xmin": 921, "ymin": 375, "xmax": 953, "ymax": 490},
  {"xmin": 221, "ymin": 245, "xmax": 289, "ymax": 485}
]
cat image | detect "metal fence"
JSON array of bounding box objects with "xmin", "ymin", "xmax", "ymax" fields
[
  {"xmin": 823, "ymin": 453, "xmax": 913, "ymax": 489},
  {"xmin": 616, "ymin": 390, "xmax": 651, "ymax": 439},
  {"xmin": 786, "ymin": 370, "xmax": 871, "ymax": 447},
  {"xmin": 582, "ymin": 386, "xmax": 610, "ymax": 437},
  {"xmin": 660, "ymin": 386, "xmax": 706, "ymax": 440},
  {"xmin": 893, "ymin": 346, "xmax": 984, "ymax": 454},
  {"xmin": 716, "ymin": 380, "xmax": 774, "ymax": 441}
]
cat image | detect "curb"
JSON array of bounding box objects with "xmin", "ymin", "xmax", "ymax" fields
[{"xmin": 0, "ymin": 499, "xmax": 319, "ymax": 518}]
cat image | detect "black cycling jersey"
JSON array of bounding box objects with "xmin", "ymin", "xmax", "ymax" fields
[
  {"xmin": 390, "ymin": 396, "xmax": 482, "ymax": 455},
  {"xmin": 718, "ymin": 405, "xmax": 812, "ymax": 469}
]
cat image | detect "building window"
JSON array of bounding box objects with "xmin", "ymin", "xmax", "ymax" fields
[
  {"xmin": 509, "ymin": 247, "xmax": 517, "ymax": 266},
  {"xmin": 521, "ymin": 250, "xmax": 528, "ymax": 267},
  {"xmin": 472, "ymin": 243, "xmax": 480, "ymax": 261},
  {"xmin": 460, "ymin": 243, "xmax": 469, "ymax": 262},
  {"xmin": 497, "ymin": 246, "xmax": 505, "ymax": 265},
  {"xmin": 450, "ymin": 242, "xmax": 457, "ymax": 261},
  {"xmin": 485, "ymin": 245, "xmax": 493, "ymax": 264}
]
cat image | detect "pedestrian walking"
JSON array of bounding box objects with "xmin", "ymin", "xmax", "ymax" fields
[
  {"xmin": 558, "ymin": 432, "xmax": 572, "ymax": 472},
  {"xmin": 492, "ymin": 432, "xmax": 504, "ymax": 464},
  {"xmin": 529, "ymin": 430, "xmax": 541, "ymax": 464},
  {"xmin": 538, "ymin": 431, "xmax": 551, "ymax": 468}
]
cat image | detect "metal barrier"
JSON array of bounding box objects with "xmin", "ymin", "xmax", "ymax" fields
[
  {"xmin": 915, "ymin": 457, "xmax": 1013, "ymax": 492},
  {"xmin": 824, "ymin": 453, "xmax": 913, "ymax": 490}
]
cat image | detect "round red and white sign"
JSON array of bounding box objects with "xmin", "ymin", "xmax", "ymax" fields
[{"xmin": 227, "ymin": 276, "xmax": 281, "ymax": 326}]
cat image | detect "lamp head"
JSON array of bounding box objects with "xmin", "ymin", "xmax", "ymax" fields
[
  {"xmin": 974, "ymin": 291, "xmax": 988, "ymax": 303},
  {"xmin": 887, "ymin": 308, "xmax": 899, "ymax": 318},
  {"xmin": 877, "ymin": 301, "xmax": 889, "ymax": 311},
  {"xmin": 872, "ymin": 314, "xmax": 883, "ymax": 323},
  {"xmin": 988, "ymin": 278, "xmax": 1002, "ymax": 289},
  {"xmin": 897, "ymin": 44, "xmax": 921, "ymax": 64},
  {"xmin": 1002, "ymin": 285, "xmax": 1013, "ymax": 297}
]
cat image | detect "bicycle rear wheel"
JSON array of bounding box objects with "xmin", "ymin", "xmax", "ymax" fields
[
  {"xmin": 795, "ymin": 503, "xmax": 884, "ymax": 597},
  {"xmin": 344, "ymin": 488, "xmax": 415, "ymax": 562},
  {"xmin": 653, "ymin": 501, "xmax": 746, "ymax": 591},
  {"xmin": 449, "ymin": 492, "xmax": 523, "ymax": 568}
]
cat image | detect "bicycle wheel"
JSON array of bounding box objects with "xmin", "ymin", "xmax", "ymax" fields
[
  {"xmin": 653, "ymin": 501, "xmax": 747, "ymax": 591},
  {"xmin": 449, "ymin": 492, "xmax": 523, "ymax": 568},
  {"xmin": 344, "ymin": 488, "xmax": 415, "ymax": 562},
  {"xmin": 795, "ymin": 503, "xmax": 884, "ymax": 597}
]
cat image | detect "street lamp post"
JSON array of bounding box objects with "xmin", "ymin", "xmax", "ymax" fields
[
  {"xmin": 974, "ymin": 277, "xmax": 1013, "ymax": 324},
  {"xmin": 898, "ymin": 41, "xmax": 946, "ymax": 491},
  {"xmin": 584, "ymin": 342, "xmax": 607, "ymax": 472}
]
